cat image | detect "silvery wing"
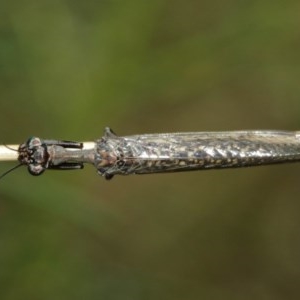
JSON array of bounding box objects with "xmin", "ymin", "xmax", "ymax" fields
[{"xmin": 94, "ymin": 128, "xmax": 300, "ymax": 179}]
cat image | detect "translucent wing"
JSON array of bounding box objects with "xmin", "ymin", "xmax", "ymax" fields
[{"xmin": 95, "ymin": 130, "xmax": 300, "ymax": 176}]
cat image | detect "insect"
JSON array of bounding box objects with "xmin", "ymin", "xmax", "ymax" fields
[{"xmin": 1, "ymin": 127, "xmax": 300, "ymax": 180}]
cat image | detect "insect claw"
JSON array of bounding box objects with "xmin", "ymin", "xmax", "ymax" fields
[{"xmin": 104, "ymin": 127, "xmax": 118, "ymax": 138}]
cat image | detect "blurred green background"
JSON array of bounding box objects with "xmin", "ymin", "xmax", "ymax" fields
[{"xmin": 1, "ymin": 1, "xmax": 300, "ymax": 299}]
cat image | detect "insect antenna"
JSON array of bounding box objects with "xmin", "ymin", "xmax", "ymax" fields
[
  {"xmin": 0, "ymin": 144, "xmax": 21, "ymax": 179},
  {"xmin": 3, "ymin": 144, "xmax": 19, "ymax": 151},
  {"xmin": 0, "ymin": 163, "xmax": 23, "ymax": 180}
]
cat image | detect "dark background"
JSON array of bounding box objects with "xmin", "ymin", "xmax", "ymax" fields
[{"xmin": 1, "ymin": 1, "xmax": 300, "ymax": 299}]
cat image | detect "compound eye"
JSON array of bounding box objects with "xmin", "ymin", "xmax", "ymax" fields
[
  {"xmin": 27, "ymin": 137, "xmax": 42, "ymax": 149},
  {"xmin": 28, "ymin": 164, "xmax": 45, "ymax": 176}
]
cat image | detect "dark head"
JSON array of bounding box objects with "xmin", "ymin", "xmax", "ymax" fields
[{"xmin": 18, "ymin": 137, "xmax": 49, "ymax": 176}]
